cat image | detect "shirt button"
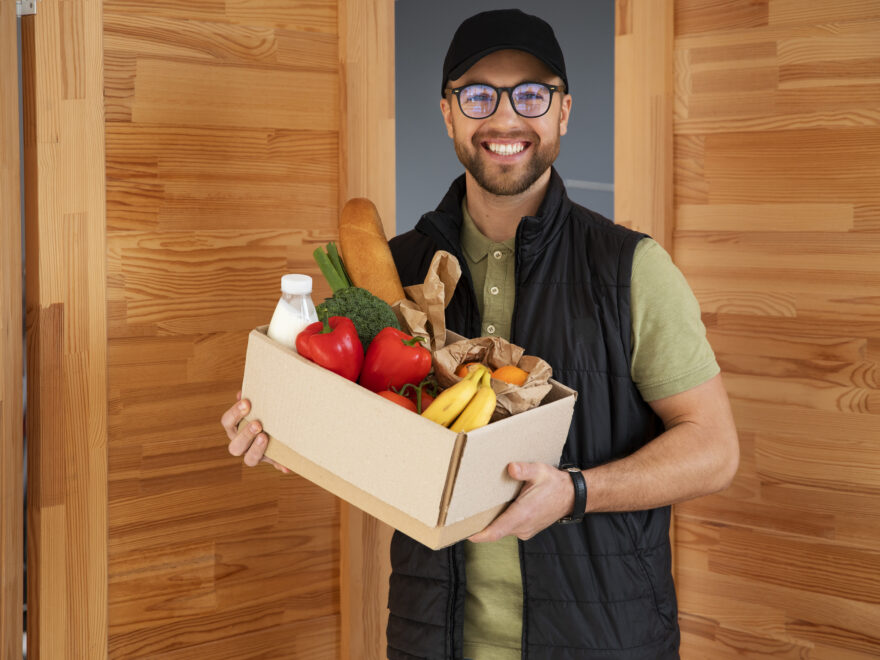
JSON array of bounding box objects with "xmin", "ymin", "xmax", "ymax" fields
[
  {"xmin": 486, "ymin": 324, "xmax": 496, "ymax": 335},
  {"xmin": 489, "ymin": 286, "xmax": 499, "ymax": 295},
  {"xmin": 493, "ymin": 250, "xmax": 503, "ymax": 260}
]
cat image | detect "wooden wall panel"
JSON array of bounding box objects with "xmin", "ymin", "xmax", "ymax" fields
[
  {"xmin": 672, "ymin": 1, "xmax": 880, "ymax": 657},
  {"xmin": 104, "ymin": 1, "xmax": 342, "ymax": 657},
  {"xmin": 20, "ymin": 0, "xmax": 109, "ymax": 657},
  {"xmin": 1, "ymin": 2, "xmax": 24, "ymax": 658}
]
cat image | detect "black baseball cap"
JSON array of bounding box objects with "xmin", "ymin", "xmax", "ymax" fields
[{"xmin": 441, "ymin": 9, "xmax": 568, "ymax": 96}]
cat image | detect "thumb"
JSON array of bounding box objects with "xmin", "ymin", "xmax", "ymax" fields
[{"xmin": 508, "ymin": 462, "xmax": 537, "ymax": 481}]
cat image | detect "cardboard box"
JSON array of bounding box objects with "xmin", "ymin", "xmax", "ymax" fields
[{"xmin": 240, "ymin": 326, "xmax": 577, "ymax": 549}]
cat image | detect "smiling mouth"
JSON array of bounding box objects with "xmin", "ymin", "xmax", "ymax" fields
[{"xmin": 483, "ymin": 141, "xmax": 530, "ymax": 156}]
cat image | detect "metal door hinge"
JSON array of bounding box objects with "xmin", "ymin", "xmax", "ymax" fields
[{"xmin": 17, "ymin": 0, "xmax": 37, "ymax": 17}]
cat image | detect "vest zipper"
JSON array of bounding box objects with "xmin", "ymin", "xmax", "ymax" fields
[
  {"xmin": 446, "ymin": 545, "xmax": 457, "ymax": 659},
  {"xmin": 519, "ymin": 539, "xmax": 528, "ymax": 659},
  {"xmin": 510, "ymin": 219, "xmax": 525, "ymax": 346}
]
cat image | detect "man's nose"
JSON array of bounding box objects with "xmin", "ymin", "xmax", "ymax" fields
[{"xmin": 490, "ymin": 90, "xmax": 520, "ymax": 123}]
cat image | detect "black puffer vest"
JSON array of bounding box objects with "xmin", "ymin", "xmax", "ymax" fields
[{"xmin": 386, "ymin": 170, "xmax": 680, "ymax": 660}]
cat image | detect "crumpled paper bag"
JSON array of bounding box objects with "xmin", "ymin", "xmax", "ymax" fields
[
  {"xmin": 431, "ymin": 336, "xmax": 553, "ymax": 419},
  {"xmin": 392, "ymin": 250, "xmax": 461, "ymax": 351},
  {"xmin": 392, "ymin": 250, "xmax": 554, "ymax": 418}
]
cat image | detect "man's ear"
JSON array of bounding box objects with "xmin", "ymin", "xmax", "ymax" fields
[
  {"xmin": 440, "ymin": 97, "xmax": 455, "ymax": 139},
  {"xmin": 558, "ymin": 94, "xmax": 572, "ymax": 136}
]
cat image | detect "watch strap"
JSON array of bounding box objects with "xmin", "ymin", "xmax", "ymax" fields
[{"xmin": 558, "ymin": 465, "xmax": 586, "ymax": 524}]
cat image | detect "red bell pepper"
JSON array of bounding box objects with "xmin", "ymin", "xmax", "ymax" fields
[
  {"xmin": 295, "ymin": 313, "xmax": 364, "ymax": 381},
  {"xmin": 358, "ymin": 327, "xmax": 432, "ymax": 393}
]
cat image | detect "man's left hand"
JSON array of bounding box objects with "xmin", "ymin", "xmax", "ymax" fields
[{"xmin": 468, "ymin": 462, "xmax": 575, "ymax": 543}]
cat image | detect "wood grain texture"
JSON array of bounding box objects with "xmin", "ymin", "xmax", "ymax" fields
[
  {"xmin": 20, "ymin": 0, "xmax": 110, "ymax": 657},
  {"xmin": 673, "ymin": 1, "xmax": 880, "ymax": 657},
  {"xmin": 1, "ymin": 2, "xmax": 24, "ymax": 658},
  {"xmin": 337, "ymin": 1, "xmax": 395, "ymax": 658},
  {"xmin": 104, "ymin": 1, "xmax": 343, "ymax": 657},
  {"xmin": 615, "ymin": 0, "xmax": 674, "ymax": 249}
]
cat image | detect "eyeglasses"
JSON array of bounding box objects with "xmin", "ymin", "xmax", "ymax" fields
[{"xmin": 446, "ymin": 82, "xmax": 564, "ymax": 119}]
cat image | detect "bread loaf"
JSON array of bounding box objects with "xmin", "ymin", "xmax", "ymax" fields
[{"xmin": 338, "ymin": 198, "xmax": 406, "ymax": 305}]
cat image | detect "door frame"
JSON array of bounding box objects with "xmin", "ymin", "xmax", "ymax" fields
[
  {"xmin": 1, "ymin": 2, "xmax": 25, "ymax": 657},
  {"xmin": 339, "ymin": 0, "xmax": 674, "ymax": 656}
]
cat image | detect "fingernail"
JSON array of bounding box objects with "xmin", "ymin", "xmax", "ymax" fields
[
  {"xmin": 238, "ymin": 401, "xmax": 248, "ymax": 413},
  {"xmin": 250, "ymin": 422, "xmax": 260, "ymax": 433},
  {"xmin": 256, "ymin": 434, "xmax": 267, "ymax": 445}
]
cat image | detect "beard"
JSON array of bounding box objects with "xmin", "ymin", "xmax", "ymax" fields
[{"xmin": 452, "ymin": 127, "xmax": 560, "ymax": 196}]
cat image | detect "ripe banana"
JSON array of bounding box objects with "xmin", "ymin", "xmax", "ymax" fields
[
  {"xmin": 449, "ymin": 370, "xmax": 496, "ymax": 432},
  {"xmin": 421, "ymin": 365, "xmax": 485, "ymax": 427}
]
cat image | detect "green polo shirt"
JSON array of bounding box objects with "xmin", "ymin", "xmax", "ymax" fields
[{"xmin": 459, "ymin": 200, "xmax": 719, "ymax": 660}]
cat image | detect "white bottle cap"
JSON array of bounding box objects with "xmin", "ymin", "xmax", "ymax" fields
[{"xmin": 281, "ymin": 274, "xmax": 313, "ymax": 295}]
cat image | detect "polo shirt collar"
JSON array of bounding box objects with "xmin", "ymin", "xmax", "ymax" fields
[{"xmin": 460, "ymin": 199, "xmax": 515, "ymax": 263}]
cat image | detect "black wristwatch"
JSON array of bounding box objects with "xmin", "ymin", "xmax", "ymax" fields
[{"xmin": 557, "ymin": 465, "xmax": 587, "ymax": 524}]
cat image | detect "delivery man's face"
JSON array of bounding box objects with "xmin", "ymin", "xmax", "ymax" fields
[{"xmin": 441, "ymin": 49, "xmax": 572, "ymax": 197}]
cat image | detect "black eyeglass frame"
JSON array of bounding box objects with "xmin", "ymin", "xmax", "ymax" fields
[{"xmin": 445, "ymin": 82, "xmax": 565, "ymax": 119}]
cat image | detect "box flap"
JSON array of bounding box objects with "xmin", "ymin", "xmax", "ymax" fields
[{"xmin": 443, "ymin": 381, "xmax": 577, "ymax": 524}]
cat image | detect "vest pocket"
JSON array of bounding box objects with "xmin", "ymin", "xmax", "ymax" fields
[{"xmin": 622, "ymin": 511, "xmax": 677, "ymax": 634}]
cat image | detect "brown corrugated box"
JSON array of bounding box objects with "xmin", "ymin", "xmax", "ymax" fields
[{"xmin": 239, "ymin": 326, "xmax": 577, "ymax": 549}]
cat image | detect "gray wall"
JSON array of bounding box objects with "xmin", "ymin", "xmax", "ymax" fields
[{"xmin": 394, "ymin": 0, "xmax": 614, "ymax": 236}]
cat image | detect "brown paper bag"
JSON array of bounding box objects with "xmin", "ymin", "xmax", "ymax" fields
[
  {"xmin": 432, "ymin": 337, "xmax": 554, "ymax": 419},
  {"xmin": 392, "ymin": 250, "xmax": 461, "ymax": 351},
  {"xmin": 392, "ymin": 250, "xmax": 554, "ymax": 417}
]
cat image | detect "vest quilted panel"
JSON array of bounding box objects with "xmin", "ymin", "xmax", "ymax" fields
[{"xmin": 387, "ymin": 170, "xmax": 679, "ymax": 659}]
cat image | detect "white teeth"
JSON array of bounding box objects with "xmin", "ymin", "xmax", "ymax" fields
[{"xmin": 486, "ymin": 142, "xmax": 525, "ymax": 156}]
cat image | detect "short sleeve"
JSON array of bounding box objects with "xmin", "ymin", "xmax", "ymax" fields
[{"xmin": 630, "ymin": 238, "xmax": 720, "ymax": 401}]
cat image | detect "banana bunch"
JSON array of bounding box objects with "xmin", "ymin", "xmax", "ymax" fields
[{"xmin": 422, "ymin": 365, "xmax": 497, "ymax": 432}]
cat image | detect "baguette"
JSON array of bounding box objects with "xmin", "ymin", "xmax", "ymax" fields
[{"xmin": 338, "ymin": 198, "xmax": 406, "ymax": 305}]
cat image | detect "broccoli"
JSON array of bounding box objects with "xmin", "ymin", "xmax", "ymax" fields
[
  {"xmin": 316, "ymin": 286, "xmax": 400, "ymax": 349},
  {"xmin": 313, "ymin": 242, "xmax": 400, "ymax": 349}
]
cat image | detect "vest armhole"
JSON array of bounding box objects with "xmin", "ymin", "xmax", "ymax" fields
[{"xmin": 616, "ymin": 232, "xmax": 646, "ymax": 364}]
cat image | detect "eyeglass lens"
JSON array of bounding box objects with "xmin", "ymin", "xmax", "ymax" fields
[{"xmin": 458, "ymin": 83, "xmax": 553, "ymax": 119}]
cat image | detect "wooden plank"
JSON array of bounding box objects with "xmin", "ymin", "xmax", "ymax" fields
[
  {"xmin": 769, "ymin": 0, "xmax": 880, "ymax": 27},
  {"xmin": 675, "ymin": 0, "xmax": 769, "ymax": 37},
  {"xmin": 677, "ymin": 203, "xmax": 855, "ymax": 232},
  {"xmin": 0, "ymin": 0, "xmax": 24, "ymax": 656},
  {"xmin": 132, "ymin": 59, "xmax": 339, "ymax": 130},
  {"xmin": 703, "ymin": 129, "xmax": 880, "ymax": 204},
  {"xmin": 615, "ymin": 0, "xmax": 674, "ymax": 247},
  {"xmin": 21, "ymin": 0, "xmax": 109, "ymax": 655}
]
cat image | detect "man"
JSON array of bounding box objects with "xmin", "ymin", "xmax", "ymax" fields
[{"xmin": 222, "ymin": 9, "xmax": 739, "ymax": 659}]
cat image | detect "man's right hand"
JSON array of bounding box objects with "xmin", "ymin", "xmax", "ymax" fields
[{"xmin": 221, "ymin": 391, "xmax": 291, "ymax": 474}]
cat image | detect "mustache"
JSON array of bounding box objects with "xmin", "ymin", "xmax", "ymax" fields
[{"xmin": 473, "ymin": 130, "xmax": 538, "ymax": 143}]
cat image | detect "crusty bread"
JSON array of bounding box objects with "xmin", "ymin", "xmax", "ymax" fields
[{"xmin": 338, "ymin": 198, "xmax": 406, "ymax": 305}]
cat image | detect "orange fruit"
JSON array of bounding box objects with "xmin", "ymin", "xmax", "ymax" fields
[
  {"xmin": 492, "ymin": 365, "xmax": 529, "ymax": 386},
  {"xmin": 455, "ymin": 361, "xmax": 484, "ymax": 378}
]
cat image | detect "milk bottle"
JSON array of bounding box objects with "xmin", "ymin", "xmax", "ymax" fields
[{"xmin": 266, "ymin": 274, "xmax": 318, "ymax": 350}]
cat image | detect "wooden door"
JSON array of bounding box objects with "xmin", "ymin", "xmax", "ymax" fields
[
  {"xmin": 672, "ymin": 1, "xmax": 880, "ymax": 658},
  {"xmin": 21, "ymin": 0, "xmax": 395, "ymax": 658}
]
